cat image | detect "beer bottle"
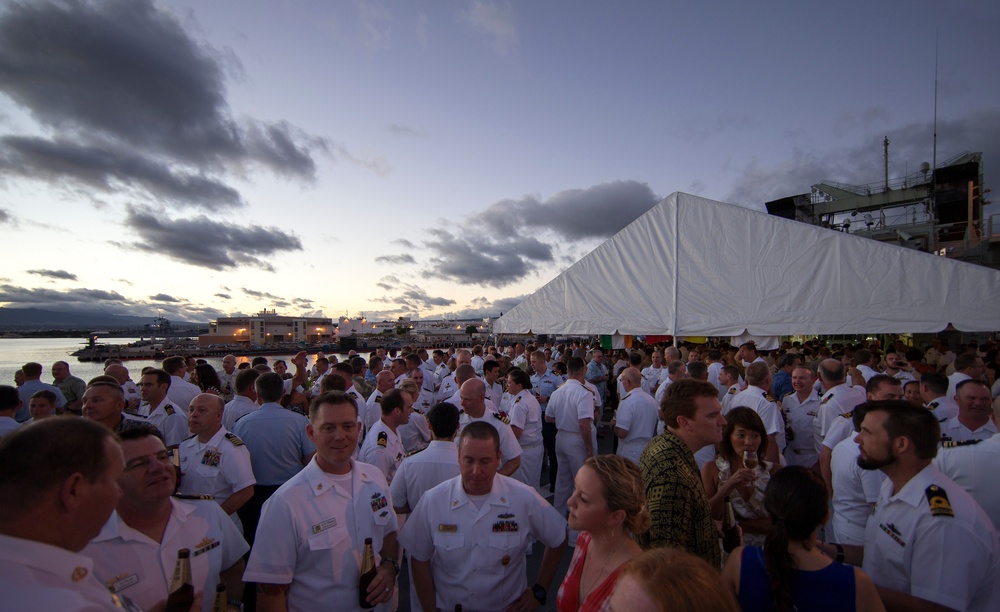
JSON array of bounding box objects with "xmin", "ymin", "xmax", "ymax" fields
[
  {"xmin": 211, "ymin": 582, "xmax": 227, "ymax": 612},
  {"xmin": 165, "ymin": 548, "xmax": 195, "ymax": 611},
  {"xmin": 358, "ymin": 537, "xmax": 377, "ymax": 609},
  {"xmin": 721, "ymin": 496, "xmax": 741, "ymax": 553}
]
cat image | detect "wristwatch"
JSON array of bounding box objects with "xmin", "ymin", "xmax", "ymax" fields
[
  {"xmin": 531, "ymin": 583, "xmax": 547, "ymax": 605},
  {"xmin": 380, "ymin": 556, "xmax": 400, "ymax": 576}
]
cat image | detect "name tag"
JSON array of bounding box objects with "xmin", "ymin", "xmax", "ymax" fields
[
  {"xmin": 312, "ymin": 517, "xmax": 338, "ymax": 534},
  {"xmin": 107, "ymin": 573, "xmax": 140, "ymax": 593},
  {"xmin": 437, "ymin": 524, "xmax": 458, "ymax": 532}
]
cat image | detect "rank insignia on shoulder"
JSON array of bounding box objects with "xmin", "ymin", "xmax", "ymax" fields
[
  {"xmin": 820, "ymin": 395, "xmax": 832, "ymax": 404},
  {"xmin": 941, "ymin": 439, "xmax": 982, "ymax": 448},
  {"xmin": 928, "ymin": 401, "xmax": 939, "ymax": 410},
  {"xmin": 840, "ymin": 411, "xmax": 853, "ymax": 419},
  {"xmin": 765, "ymin": 393, "xmax": 775, "ymax": 402},
  {"xmin": 405, "ymin": 447, "xmax": 425, "ymax": 457},
  {"xmin": 783, "ymin": 391, "xmax": 794, "ymax": 397},
  {"xmin": 514, "ymin": 395, "xmax": 522, "ymax": 404},
  {"xmin": 377, "ymin": 431, "xmax": 388, "ymax": 448},
  {"xmin": 925, "ymin": 485, "xmax": 954, "ymax": 517},
  {"xmin": 728, "ymin": 387, "xmax": 737, "ymax": 395},
  {"xmin": 164, "ymin": 405, "xmax": 176, "ymax": 415},
  {"xmin": 224, "ymin": 432, "xmax": 245, "ymax": 447},
  {"xmin": 184, "ymin": 433, "xmax": 197, "ymax": 440},
  {"xmin": 492, "ymin": 412, "xmax": 510, "ymax": 425},
  {"xmin": 173, "ymin": 493, "xmax": 215, "ymax": 501}
]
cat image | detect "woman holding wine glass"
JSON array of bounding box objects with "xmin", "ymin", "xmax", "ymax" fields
[{"xmin": 702, "ymin": 408, "xmax": 778, "ymax": 548}]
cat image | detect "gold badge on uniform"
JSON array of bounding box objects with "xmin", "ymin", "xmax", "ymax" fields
[
  {"xmin": 71, "ymin": 567, "xmax": 88, "ymax": 582},
  {"xmin": 925, "ymin": 485, "xmax": 955, "ymax": 517},
  {"xmin": 501, "ymin": 555, "xmax": 511, "ymax": 566}
]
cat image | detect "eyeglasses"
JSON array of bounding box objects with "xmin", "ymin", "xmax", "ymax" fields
[{"xmin": 124, "ymin": 450, "xmax": 174, "ymax": 471}]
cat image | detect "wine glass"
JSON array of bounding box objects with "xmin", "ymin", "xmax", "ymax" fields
[{"xmin": 743, "ymin": 450, "xmax": 758, "ymax": 472}]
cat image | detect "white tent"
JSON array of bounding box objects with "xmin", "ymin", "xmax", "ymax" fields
[{"xmin": 494, "ymin": 192, "xmax": 1000, "ymax": 336}]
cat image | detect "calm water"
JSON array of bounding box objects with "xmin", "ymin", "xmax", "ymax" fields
[{"xmin": 0, "ymin": 338, "xmax": 356, "ymax": 387}]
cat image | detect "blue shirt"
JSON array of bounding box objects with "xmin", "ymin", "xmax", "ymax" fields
[
  {"xmin": 771, "ymin": 370, "xmax": 793, "ymax": 400},
  {"xmin": 232, "ymin": 402, "xmax": 315, "ymax": 486},
  {"xmin": 529, "ymin": 370, "xmax": 561, "ymax": 405}
]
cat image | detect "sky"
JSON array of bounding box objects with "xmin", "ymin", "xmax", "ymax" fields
[{"xmin": 1, "ymin": 0, "xmax": 998, "ymax": 324}]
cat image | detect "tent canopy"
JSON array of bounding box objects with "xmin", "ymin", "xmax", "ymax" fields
[{"xmin": 494, "ymin": 192, "xmax": 1000, "ymax": 336}]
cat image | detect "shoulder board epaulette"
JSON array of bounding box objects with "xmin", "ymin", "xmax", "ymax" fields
[
  {"xmin": 728, "ymin": 387, "xmax": 737, "ymax": 395},
  {"xmin": 765, "ymin": 393, "xmax": 775, "ymax": 402},
  {"xmin": 925, "ymin": 485, "xmax": 954, "ymax": 517},
  {"xmin": 164, "ymin": 405, "xmax": 176, "ymax": 415},
  {"xmin": 375, "ymin": 395, "xmax": 382, "ymax": 403},
  {"xmin": 405, "ymin": 447, "xmax": 425, "ymax": 457},
  {"xmin": 514, "ymin": 395, "xmax": 522, "ymax": 403},
  {"xmin": 928, "ymin": 401, "xmax": 939, "ymax": 410},
  {"xmin": 840, "ymin": 411, "xmax": 853, "ymax": 419},
  {"xmin": 820, "ymin": 395, "xmax": 832, "ymax": 405},
  {"xmin": 492, "ymin": 412, "xmax": 510, "ymax": 425},
  {"xmin": 941, "ymin": 439, "xmax": 982, "ymax": 448},
  {"xmin": 224, "ymin": 432, "xmax": 245, "ymax": 447},
  {"xmin": 783, "ymin": 391, "xmax": 794, "ymax": 397},
  {"xmin": 184, "ymin": 433, "xmax": 196, "ymax": 441},
  {"xmin": 173, "ymin": 493, "xmax": 215, "ymax": 501},
  {"xmin": 377, "ymin": 431, "xmax": 388, "ymax": 447}
]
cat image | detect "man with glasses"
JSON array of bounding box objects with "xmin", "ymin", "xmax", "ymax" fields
[{"xmin": 83, "ymin": 423, "xmax": 248, "ymax": 612}]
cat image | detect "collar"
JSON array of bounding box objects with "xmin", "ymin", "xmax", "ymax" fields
[
  {"xmin": 91, "ymin": 498, "xmax": 194, "ymax": 546},
  {"xmin": 884, "ymin": 463, "xmax": 941, "ymax": 507},
  {"xmin": 447, "ymin": 474, "xmax": 512, "ymax": 514},
  {"xmin": 193, "ymin": 426, "xmax": 227, "ymax": 449},
  {"xmin": 148, "ymin": 396, "xmax": 174, "ymax": 415},
  {"xmin": 259, "ymin": 402, "xmax": 285, "ymax": 410},
  {"xmin": 946, "ymin": 416, "xmax": 998, "ymax": 434},
  {"xmin": 302, "ymin": 457, "xmax": 376, "ymax": 498},
  {"xmin": 231, "ymin": 395, "xmax": 256, "ymax": 405}
]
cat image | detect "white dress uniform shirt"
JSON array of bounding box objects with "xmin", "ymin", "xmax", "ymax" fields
[
  {"xmin": 398, "ymin": 411, "xmax": 432, "ymax": 455},
  {"xmin": 144, "ymin": 397, "xmax": 189, "ymax": 448},
  {"xmin": 121, "ymin": 379, "xmax": 142, "ymax": 408},
  {"xmin": 484, "ymin": 381, "xmax": 504, "ymax": 408},
  {"xmin": 782, "ymin": 390, "xmax": 822, "ymax": 467},
  {"xmin": 178, "ymin": 427, "xmax": 256, "ymax": 530},
  {"xmin": 222, "ymin": 395, "xmax": 259, "ymax": 431},
  {"xmin": 815, "ymin": 383, "xmax": 866, "ymax": 453},
  {"xmin": 856, "ymin": 365, "xmax": 880, "ymax": 383},
  {"xmin": 924, "ymin": 395, "xmax": 959, "ymax": 422},
  {"xmin": 447, "ymin": 390, "xmax": 497, "ymax": 415},
  {"xmin": 365, "ymin": 389, "xmax": 385, "ymax": 431},
  {"xmin": 436, "ymin": 374, "xmax": 459, "ymax": 404},
  {"xmin": 218, "ymin": 370, "xmax": 237, "ymax": 402},
  {"xmin": 821, "ymin": 415, "xmax": 855, "ymax": 453},
  {"xmin": 168, "ymin": 376, "xmax": 201, "ymax": 415},
  {"xmin": 399, "ymin": 474, "xmax": 567, "ymax": 612},
  {"xmin": 934, "ymin": 434, "xmax": 1000, "ymax": 530},
  {"xmin": 507, "ymin": 390, "xmax": 543, "ymax": 488},
  {"xmin": 83, "ymin": 499, "xmax": 248, "ymax": 612},
  {"xmin": 390, "ymin": 440, "xmax": 461, "ymax": 512},
  {"xmin": 614, "ymin": 389, "xmax": 659, "ymax": 465},
  {"xmin": 545, "ymin": 379, "xmax": 597, "ymax": 516},
  {"xmin": 946, "ymin": 371, "xmax": 971, "ymax": 398},
  {"xmin": 0, "ymin": 534, "xmax": 136, "ymax": 611},
  {"xmin": 730, "ymin": 387, "xmax": 786, "ymax": 453},
  {"xmin": 829, "ymin": 434, "xmax": 885, "ymax": 545},
  {"xmin": 457, "ymin": 411, "xmax": 523, "ymax": 472},
  {"xmin": 707, "ymin": 361, "xmax": 725, "ymax": 397},
  {"xmin": 242, "ymin": 458, "xmax": 398, "ymax": 612},
  {"xmin": 471, "ymin": 355, "xmax": 485, "ymax": 377},
  {"xmin": 345, "ymin": 386, "xmax": 367, "ymax": 416},
  {"xmin": 721, "ymin": 383, "xmax": 740, "ymax": 414},
  {"xmin": 862, "ymin": 465, "xmax": 1000, "ymax": 611},
  {"xmin": 941, "ymin": 416, "xmax": 998, "ymax": 443},
  {"xmin": 359, "ymin": 419, "xmax": 405, "ymax": 485}
]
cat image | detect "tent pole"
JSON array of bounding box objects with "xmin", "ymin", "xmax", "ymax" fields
[{"xmin": 671, "ymin": 196, "xmax": 680, "ymax": 346}]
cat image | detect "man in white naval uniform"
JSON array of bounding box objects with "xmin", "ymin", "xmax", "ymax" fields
[
  {"xmin": 505, "ymin": 368, "xmax": 544, "ymax": 489},
  {"xmin": 161, "ymin": 355, "xmax": 201, "ymax": 416},
  {"xmin": 940, "ymin": 380, "xmax": 997, "ymax": 443},
  {"xmin": 853, "ymin": 349, "xmax": 881, "ymax": 383},
  {"xmin": 359, "ymin": 389, "xmax": 410, "ymax": 485},
  {"xmin": 934, "ymin": 397, "xmax": 1000, "ymax": 529},
  {"xmin": 613, "ymin": 367, "xmax": 659, "ymax": 465},
  {"xmin": 84, "ymin": 424, "xmax": 248, "ymax": 612},
  {"xmin": 178, "ymin": 393, "xmax": 256, "ymax": 532},
  {"xmin": 729, "ymin": 362, "xmax": 785, "ymax": 466},
  {"xmin": 545, "ymin": 357, "xmax": 597, "ymax": 518},
  {"xmin": 825, "ymin": 401, "xmax": 1000, "ymax": 611},
  {"xmin": 483, "ymin": 360, "xmax": 504, "ymax": 407},
  {"xmin": 222, "ymin": 368, "xmax": 261, "ymax": 431},
  {"xmin": 365, "ymin": 370, "xmax": 396, "ymax": 431},
  {"xmin": 458, "ymin": 379, "xmax": 521, "ymax": 478},
  {"xmin": 947, "ymin": 352, "xmax": 986, "ymax": 398},
  {"xmin": 719, "ymin": 365, "xmax": 742, "ymax": 413},
  {"xmin": 244, "ymin": 391, "xmax": 400, "ymax": 611},
  {"xmin": 781, "ymin": 365, "xmax": 822, "ymax": 468},
  {"xmin": 641, "ymin": 350, "xmax": 665, "ymax": 395},
  {"xmin": 447, "ymin": 364, "xmax": 496, "ymax": 414},
  {"xmin": 399, "ymin": 421, "xmax": 567, "ymax": 612},
  {"xmin": 828, "ymin": 405, "xmax": 886, "ymax": 546},
  {"xmin": 391, "ymin": 402, "xmax": 462, "ymax": 514},
  {"xmin": 918, "ymin": 372, "xmax": 958, "ymax": 422},
  {"xmin": 0, "ymin": 418, "xmax": 135, "ymax": 611},
  {"xmin": 815, "ymin": 359, "xmax": 866, "ymax": 454},
  {"xmin": 138, "ymin": 368, "xmax": 189, "ymax": 448}
]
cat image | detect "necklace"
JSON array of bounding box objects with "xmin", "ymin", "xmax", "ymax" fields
[{"xmin": 581, "ymin": 533, "xmax": 623, "ymax": 603}]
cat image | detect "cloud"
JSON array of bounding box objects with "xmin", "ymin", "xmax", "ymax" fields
[
  {"xmin": 375, "ymin": 275, "xmax": 401, "ymax": 291},
  {"xmin": 374, "ymin": 253, "xmax": 417, "ymax": 265},
  {"xmin": 27, "ymin": 269, "xmax": 78, "ymax": 281},
  {"xmin": 387, "ymin": 123, "xmax": 428, "ymax": 138},
  {"xmin": 0, "ymin": 208, "xmax": 11, "ymax": 224},
  {"xmin": 121, "ymin": 205, "xmax": 303, "ymax": 271},
  {"xmin": 463, "ymin": 1, "xmax": 519, "ymax": 56},
  {"xmin": 437, "ymin": 293, "xmax": 529, "ymax": 319},
  {"xmin": 242, "ymin": 288, "xmax": 281, "ymax": 300},
  {"xmin": 392, "ymin": 238, "xmax": 416, "ymax": 249},
  {"xmin": 0, "ymin": 0, "xmax": 327, "ymax": 211},
  {"xmin": 149, "ymin": 293, "xmax": 180, "ymax": 303},
  {"xmin": 372, "ymin": 279, "xmax": 455, "ymax": 311},
  {"xmin": 411, "ymin": 180, "xmax": 659, "ymax": 287},
  {"xmin": 355, "ymin": 0, "xmax": 393, "ymax": 52},
  {"xmin": 214, "ymin": 293, "xmax": 231, "ymax": 299},
  {"xmin": 0, "ymin": 284, "xmax": 126, "ymax": 306}
]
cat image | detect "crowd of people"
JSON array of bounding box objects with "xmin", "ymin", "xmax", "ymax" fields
[{"xmin": 1, "ymin": 335, "xmax": 999, "ymax": 611}]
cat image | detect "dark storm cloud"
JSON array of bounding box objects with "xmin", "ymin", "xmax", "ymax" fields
[
  {"xmin": 0, "ymin": 0, "xmax": 326, "ymax": 209},
  {"xmin": 0, "ymin": 136, "xmax": 244, "ymax": 210},
  {"xmin": 374, "ymin": 254, "xmax": 417, "ymax": 265},
  {"xmin": 372, "ymin": 279, "xmax": 456, "ymax": 311},
  {"xmin": 149, "ymin": 293, "xmax": 180, "ymax": 303},
  {"xmin": 0, "ymin": 284, "xmax": 125, "ymax": 305},
  {"xmin": 412, "ymin": 180, "xmax": 659, "ymax": 288},
  {"xmin": 122, "ymin": 205, "xmax": 303, "ymax": 271},
  {"xmin": 27, "ymin": 269, "xmax": 78, "ymax": 281}
]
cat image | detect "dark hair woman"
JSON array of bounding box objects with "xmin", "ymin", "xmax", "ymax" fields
[{"xmin": 721, "ymin": 466, "xmax": 883, "ymax": 612}]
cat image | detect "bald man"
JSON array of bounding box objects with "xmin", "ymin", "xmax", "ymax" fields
[{"xmin": 613, "ymin": 367, "xmax": 660, "ymax": 464}]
